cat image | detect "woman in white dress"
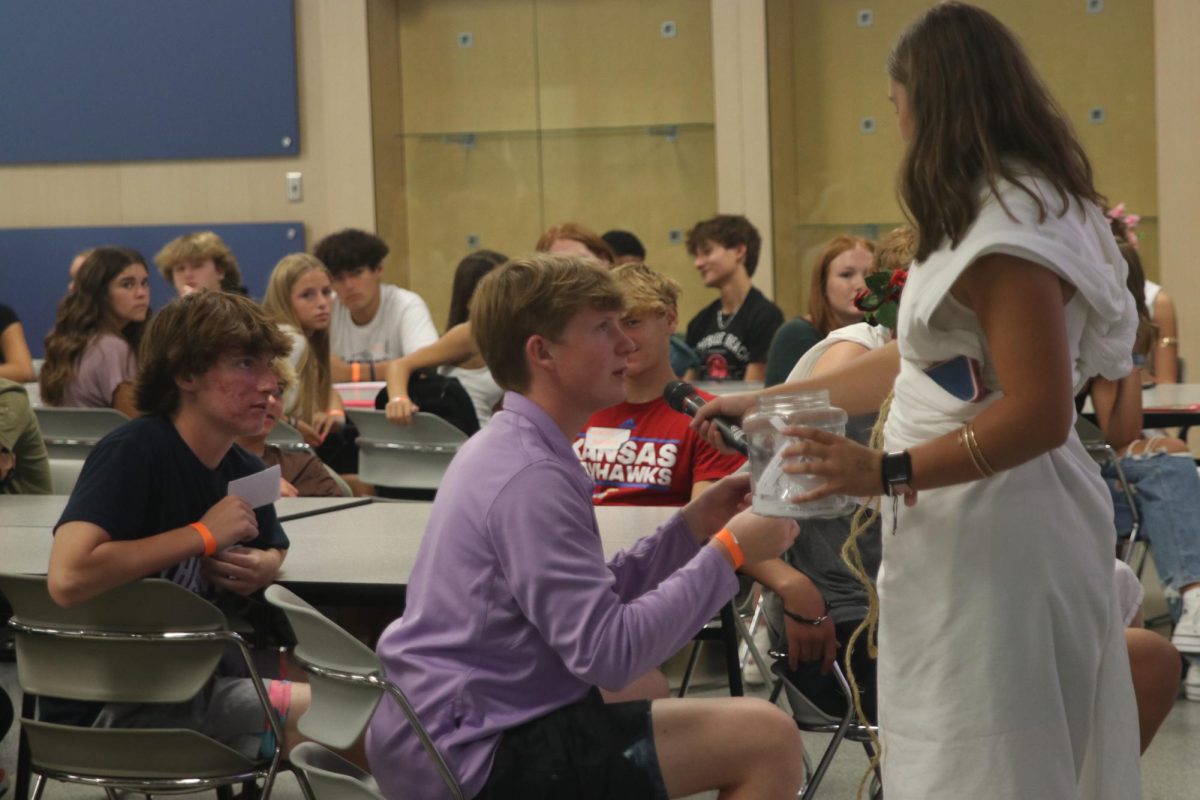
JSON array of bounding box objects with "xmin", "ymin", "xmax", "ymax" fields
[{"xmin": 695, "ymin": 3, "xmax": 1142, "ymax": 797}]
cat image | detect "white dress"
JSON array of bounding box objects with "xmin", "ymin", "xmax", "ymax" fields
[{"xmin": 878, "ymin": 176, "xmax": 1142, "ymax": 798}]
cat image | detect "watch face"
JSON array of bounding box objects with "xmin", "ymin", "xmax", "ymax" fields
[{"xmin": 884, "ymin": 451, "xmax": 913, "ymax": 488}]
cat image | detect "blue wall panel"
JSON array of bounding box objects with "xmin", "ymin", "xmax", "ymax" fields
[
  {"xmin": 0, "ymin": 0, "xmax": 299, "ymax": 163},
  {"xmin": 0, "ymin": 222, "xmax": 305, "ymax": 357}
]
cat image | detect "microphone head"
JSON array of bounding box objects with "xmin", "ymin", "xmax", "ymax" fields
[{"xmin": 663, "ymin": 380, "xmax": 696, "ymax": 413}]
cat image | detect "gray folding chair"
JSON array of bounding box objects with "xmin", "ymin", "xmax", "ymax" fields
[
  {"xmin": 268, "ymin": 420, "xmax": 314, "ymax": 453},
  {"xmin": 290, "ymin": 742, "xmax": 383, "ymax": 800},
  {"xmin": 33, "ymin": 407, "xmax": 128, "ymax": 459},
  {"xmin": 768, "ymin": 652, "xmax": 882, "ymax": 800},
  {"xmin": 0, "ymin": 574, "xmax": 298, "ymax": 800},
  {"xmin": 264, "ymin": 584, "xmax": 464, "ymax": 800},
  {"xmin": 350, "ymin": 409, "xmax": 466, "ymax": 492},
  {"xmin": 1075, "ymin": 417, "xmax": 1145, "ymax": 572}
]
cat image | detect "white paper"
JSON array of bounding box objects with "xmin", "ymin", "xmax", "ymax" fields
[{"xmin": 226, "ymin": 464, "xmax": 282, "ymax": 509}]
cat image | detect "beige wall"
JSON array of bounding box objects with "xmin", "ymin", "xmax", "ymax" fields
[
  {"xmin": 768, "ymin": 0, "xmax": 1157, "ymax": 318},
  {"xmin": 377, "ymin": 0, "xmax": 719, "ymax": 329},
  {"xmin": 1155, "ymin": 0, "xmax": 1200, "ymax": 391},
  {"xmin": 0, "ymin": 0, "xmax": 376, "ymax": 259}
]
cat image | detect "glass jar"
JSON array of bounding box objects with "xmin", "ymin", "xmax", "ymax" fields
[{"xmin": 743, "ymin": 390, "xmax": 851, "ymax": 518}]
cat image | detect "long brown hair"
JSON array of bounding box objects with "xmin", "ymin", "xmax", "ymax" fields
[
  {"xmin": 808, "ymin": 235, "xmax": 876, "ymax": 336},
  {"xmin": 888, "ymin": 2, "xmax": 1102, "ymax": 262},
  {"xmin": 262, "ymin": 253, "xmax": 332, "ymax": 424},
  {"xmin": 41, "ymin": 247, "xmax": 150, "ymax": 406}
]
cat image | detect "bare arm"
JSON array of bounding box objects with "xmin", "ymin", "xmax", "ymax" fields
[
  {"xmin": 385, "ymin": 323, "xmax": 478, "ymax": 424},
  {"xmin": 784, "ymin": 255, "xmax": 1077, "ymax": 498},
  {"xmin": 1152, "ymin": 291, "xmax": 1179, "ymax": 384},
  {"xmin": 48, "ymin": 496, "xmax": 259, "ymax": 607},
  {"xmin": 0, "ymin": 322, "xmax": 35, "ymax": 383},
  {"xmin": 740, "ymin": 558, "xmax": 837, "ymax": 672},
  {"xmin": 1090, "ymin": 372, "xmax": 1143, "ymax": 452}
]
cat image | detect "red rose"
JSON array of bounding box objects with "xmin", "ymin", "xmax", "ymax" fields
[{"xmin": 888, "ymin": 269, "xmax": 908, "ymax": 289}]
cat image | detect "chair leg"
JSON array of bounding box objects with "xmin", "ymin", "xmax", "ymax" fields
[
  {"xmin": 291, "ymin": 766, "xmax": 317, "ymax": 800},
  {"xmin": 29, "ymin": 774, "xmax": 47, "ymax": 800},
  {"xmin": 718, "ymin": 604, "xmax": 744, "ymax": 696},
  {"xmin": 677, "ymin": 641, "xmax": 702, "ymax": 697},
  {"xmin": 103, "ymin": 790, "xmax": 120, "ymax": 800}
]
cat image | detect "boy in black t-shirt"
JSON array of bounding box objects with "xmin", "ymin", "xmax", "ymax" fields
[
  {"xmin": 47, "ymin": 291, "xmax": 311, "ymax": 759},
  {"xmin": 684, "ymin": 215, "xmax": 783, "ymax": 381}
]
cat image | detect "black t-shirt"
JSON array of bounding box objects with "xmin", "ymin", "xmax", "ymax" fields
[
  {"xmin": 685, "ymin": 287, "xmax": 784, "ymax": 380},
  {"xmin": 57, "ymin": 415, "xmax": 289, "ymax": 596},
  {"xmin": 0, "ymin": 304, "xmax": 17, "ymax": 364}
]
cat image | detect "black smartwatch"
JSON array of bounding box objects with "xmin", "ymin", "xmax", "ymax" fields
[{"xmin": 881, "ymin": 450, "xmax": 915, "ymax": 497}]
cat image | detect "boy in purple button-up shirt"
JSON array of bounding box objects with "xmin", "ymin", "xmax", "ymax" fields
[{"xmin": 367, "ymin": 254, "xmax": 803, "ymax": 800}]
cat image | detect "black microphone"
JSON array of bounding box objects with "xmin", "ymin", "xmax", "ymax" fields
[{"xmin": 664, "ymin": 380, "xmax": 748, "ymax": 455}]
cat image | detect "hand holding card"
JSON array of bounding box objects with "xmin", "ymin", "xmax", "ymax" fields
[{"xmin": 227, "ymin": 464, "xmax": 282, "ymax": 509}]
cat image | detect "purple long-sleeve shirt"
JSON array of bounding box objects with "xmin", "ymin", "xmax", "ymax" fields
[{"xmin": 366, "ymin": 392, "xmax": 739, "ymax": 799}]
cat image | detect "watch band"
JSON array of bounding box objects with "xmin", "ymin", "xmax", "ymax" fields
[{"xmin": 881, "ymin": 450, "xmax": 915, "ymax": 496}]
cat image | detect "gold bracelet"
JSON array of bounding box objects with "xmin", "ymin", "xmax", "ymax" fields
[
  {"xmin": 1159, "ymin": 336, "xmax": 1179, "ymax": 348},
  {"xmin": 965, "ymin": 423, "xmax": 997, "ymax": 476},
  {"xmin": 958, "ymin": 425, "xmax": 990, "ymax": 478}
]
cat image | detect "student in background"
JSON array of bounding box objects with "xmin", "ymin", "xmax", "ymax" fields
[
  {"xmin": 535, "ymin": 222, "xmax": 616, "ymax": 265},
  {"xmin": 601, "ymin": 229, "xmax": 647, "ymax": 266},
  {"xmin": 368, "ymin": 254, "xmax": 803, "ymax": 800},
  {"xmin": 764, "ymin": 235, "xmax": 876, "ymax": 386},
  {"xmin": 384, "ymin": 250, "xmax": 507, "ymax": 429},
  {"xmin": 0, "ymin": 302, "xmax": 35, "ymax": 382},
  {"xmin": 0, "ymin": 378, "xmax": 52, "ymax": 494},
  {"xmin": 154, "ymin": 231, "xmax": 244, "ymax": 296},
  {"xmin": 67, "ymin": 248, "xmax": 95, "ymax": 293},
  {"xmin": 40, "ymin": 247, "xmax": 150, "ymax": 416},
  {"xmin": 574, "ymin": 263, "xmax": 745, "ymax": 505},
  {"xmin": 314, "ymin": 229, "xmax": 438, "ymax": 384},
  {"xmin": 262, "ymin": 254, "xmax": 345, "ymax": 448},
  {"xmin": 684, "ymin": 214, "xmax": 783, "ymax": 382},
  {"xmin": 234, "ymin": 358, "xmax": 344, "ymax": 498}
]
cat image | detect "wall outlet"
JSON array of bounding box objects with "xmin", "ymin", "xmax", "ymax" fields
[
  {"xmin": 286, "ymin": 172, "xmax": 302, "ymax": 202},
  {"xmin": 668, "ymin": 228, "xmax": 683, "ymax": 245},
  {"xmin": 1087, "ymin": 0, "xmax": 1103, "ymax": 13},
  {"xmin": 458, "ymin": 31, "xmax": 473, "ymax": 48},
  {"xmin": 466, "ymin": 233, "xmax": 481, "ymax": 249},
  {"xmin": 860, "ymin": 117, "xmax": 876, "ymax": 134},
  {"xmin": 660, "ymin": 20, "xmax": 677, "ymax": 38},
  {"xmin": 1088, "ymin": 107, "xmax": 1106, "ymax": 124},
  {"xmin": 857, "ymin": 9, "xmax": 874, "ymax": 27}
]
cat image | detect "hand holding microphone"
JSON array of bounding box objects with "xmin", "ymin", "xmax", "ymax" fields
[{"xmin": 664, "ymin": 380, "xmax": 751, "ymax": 455}]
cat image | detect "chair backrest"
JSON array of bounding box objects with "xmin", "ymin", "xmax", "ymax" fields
[
  {"xmin": 267, "ymin": 420, "xmax": 313, "ymax": 452},
  {"xmin": 1074, "ymin": 416, "xmax": 1108, "ymax": 452},
  {"xmin": 48, "ymin": 457, "xmax": 85, "ymax": 494},
  {"xmin": 34, "ymin": 407, "xmax": 129, "ymax": 461},
  {"xmin": 324, "ymin": 464, "xmax": 355, "ymax": 497},
  {"xmin": 350, "ymin": 410, "xmax": 466, "ymax": 490},
  {"xmin": 290, "ymin": 742, "xmax": 383, "ymax": 800},
  {"xmin": 263, "ymin": 584, "xmax": 385, "ymax": 749},
  {"xmin": 771, "ymin": 660, "xmax": 844, "ymax": 729},
  {"xmin": 0, "ymin": 574, "xmax": 228, "ymax": 703}
]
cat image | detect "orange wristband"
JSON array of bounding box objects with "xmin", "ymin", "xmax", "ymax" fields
[
  {"xmin": 327, "ymin": 409, "xmax": 345, "ymax": 417},
  {"xmin": 190, "ymin": 522, "xmax": 217, "ymax": 557},
  {"xmin": 351, "ymin": 362, "xmax": 361, "ymax": 382},
  {"xmin": 713, "ymin": 528, "xmax": 744, "ymax": 571}
]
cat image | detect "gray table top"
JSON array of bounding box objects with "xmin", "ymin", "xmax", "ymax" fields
[
  {"xmin": 3, "ymin": 500, "xmax": 680, "ymax": 587},
  {"xmin": 1142, "ymin": 383, "xmax": 1200, "ymax": 410}
]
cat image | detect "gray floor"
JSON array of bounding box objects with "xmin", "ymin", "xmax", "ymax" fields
[{"xmin": 2, "ymin": 650, "xmax": 1197, "ymax": 800}]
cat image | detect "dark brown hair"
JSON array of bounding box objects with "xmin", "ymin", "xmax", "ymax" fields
[
  {"xmin": 535, "ymin": 223, "xmax": 616, "ymax": 265},
  {"xmin": 313, "ymin": 229, "xmax": 389, "ymax": 277},
  {"xmin": 808, "ymin": 235, "xmax": 876, "ymax": 336},
  {"xmin": 685, "ymin": 215, "xmax": 762, "ymax": 276},
  {"xmin": 41, "ymin": 247, "xmax": 150, "ymax": 406},
  {"xmin": 1118, "ymin": 241, "xmax": 1155, "ymax": 358},
  {"xmin": 447, "ymin": 249, "xmax": 508, "ymax": 329},
  {"xmin": 888, "ymin": 2, "xmax": 1102, "ymax": 262},
  {"xmin": 135, "ymin": 291, "xmax": 291, "ymax": 417},
  {"xmin": 470, "ymin": 254, "xmax": 624, "ymax": 393}
]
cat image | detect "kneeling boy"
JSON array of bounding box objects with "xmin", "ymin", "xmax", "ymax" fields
[{"xmin": 367, "ymin": 254, "xmax": 804, "ymax": 800}]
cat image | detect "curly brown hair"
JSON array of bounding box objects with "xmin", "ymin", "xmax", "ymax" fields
[
  {"xmin": 889, "ymin": 2, "xmax": 1102, "ymax": 262},
  {"xmin": 41, "ymin": 247, "xmax": 150, "ymax": 406}
]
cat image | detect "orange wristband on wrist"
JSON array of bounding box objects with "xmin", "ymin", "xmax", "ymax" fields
[
  {"xmin": 714, "ymin": 528, "xmax": 744, "ymax": 571},
  {"xmin": 190, "ymin": 522, "xmax": 217, "ymax": 557},
  {"xmin": 351, "ymin": 362, "xmax": 362, "ymax": 382},
  {"xmin": 327, "ymin": 409, "xmax": 345, "ymax": 417}
]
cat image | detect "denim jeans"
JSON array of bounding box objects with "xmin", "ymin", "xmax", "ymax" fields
[{"xmin": 1104, "ymin": 452, "xmax": 1200, "ymax": 621}]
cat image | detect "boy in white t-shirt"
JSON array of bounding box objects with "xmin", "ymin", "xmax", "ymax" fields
[{"xmin": 313, "ymin": 229, "xmax": 438, "ymax": 383}]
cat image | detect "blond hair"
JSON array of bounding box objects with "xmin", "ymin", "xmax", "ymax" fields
[
  {"xmin": 470, "ymin": 254, "xmax": 624, "ymax": 393},
  {"xmin": 262, "ymin": 253, "xmax": 332, "ymax": 424},
  {"xmin": 874, "ymin": 226, "xmax": 918, "ymax": 273},
  {"xmin": 154, "ymin": 231, "xmax": 242, "ymax": 292},
  {"xmin": 611, "ymin": 262, "xmax": 680, "ymax": 317}
]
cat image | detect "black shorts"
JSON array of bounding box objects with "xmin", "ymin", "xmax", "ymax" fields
[{"xmin": 475, "ymin": 688, "xmax": 668, "ymax": 800}]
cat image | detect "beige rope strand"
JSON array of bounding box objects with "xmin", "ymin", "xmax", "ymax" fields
[{"xmin": 839, "ymin": 389, "xmax": 893, "ymax": 799}]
